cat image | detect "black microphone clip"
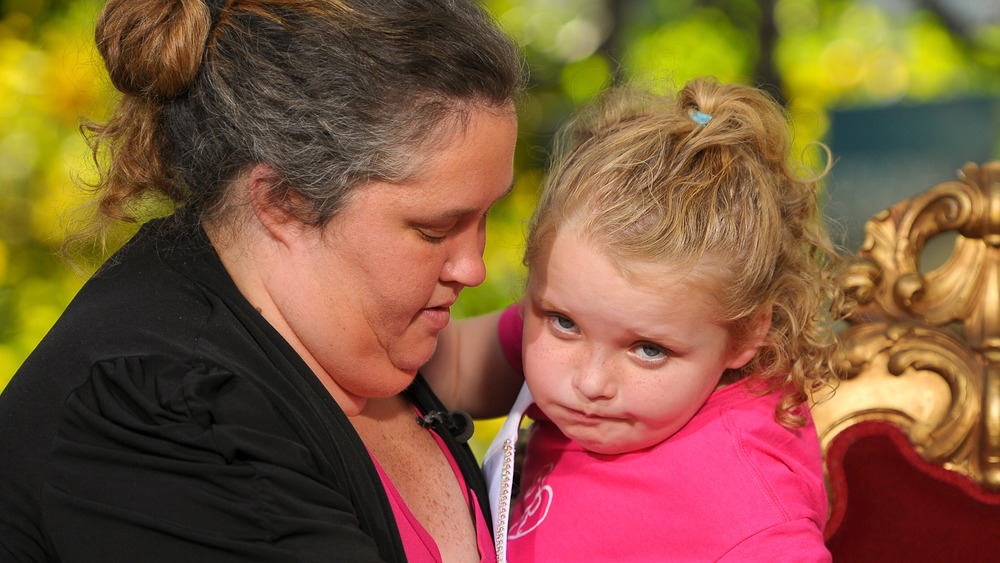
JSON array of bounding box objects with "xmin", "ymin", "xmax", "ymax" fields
[{"xmin": 416, "ymin": 409, "xmax": 475, "ymax": 443}]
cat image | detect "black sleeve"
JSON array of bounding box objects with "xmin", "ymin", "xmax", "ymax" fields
[{"xmin": 42, "ymin": 355, "xmax": 388, "ymax": 562}]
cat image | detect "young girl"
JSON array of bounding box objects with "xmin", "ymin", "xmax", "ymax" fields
[{"xmin": 429, "ymin": 76, "xmax": 843, "ymax": 562}]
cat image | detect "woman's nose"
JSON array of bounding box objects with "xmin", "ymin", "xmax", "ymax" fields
[{"xmin": 441, "ymin": 221, "xmax": 487, "ymax": 288}]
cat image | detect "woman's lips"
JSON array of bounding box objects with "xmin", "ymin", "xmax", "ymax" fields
[{"xmin": 420, "ymin": 306, "xmax": 452, "ymax": 330}]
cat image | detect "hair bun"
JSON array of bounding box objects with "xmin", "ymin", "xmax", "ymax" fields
[{"xmin": 96, "ymin": 0, "xmax": 212, "ymax": 101}]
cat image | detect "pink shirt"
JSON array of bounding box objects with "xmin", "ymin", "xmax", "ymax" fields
[
  {"xmin": 373, "ymin": 416, "xmax": 496, "ymax": 563},
  {"xmin": 508, "ymin": 382, "xmax": 830, "ymax": 561},
  {"xmin": 490, "ymin": 305, "xmax": 830, "ymax": 562}
]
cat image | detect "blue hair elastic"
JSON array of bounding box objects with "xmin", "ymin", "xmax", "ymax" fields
[{"xmin": 690, "ymin": 109, "xmax": 713, "ymax": 127}]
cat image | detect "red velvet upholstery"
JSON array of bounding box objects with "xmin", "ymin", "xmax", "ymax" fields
[{"xmin": 824, "ymin": 420, "xmax": 1000, "ymax": 561}]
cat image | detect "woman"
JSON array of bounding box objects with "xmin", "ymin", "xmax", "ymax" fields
[{"xmin": 0, "ymin": 0, "xmax": 524, "ymax": 561}]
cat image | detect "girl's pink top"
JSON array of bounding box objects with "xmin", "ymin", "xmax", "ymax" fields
[{"xmin": 494, "ymin": 304, "xmax": 830, "ymax": 562}]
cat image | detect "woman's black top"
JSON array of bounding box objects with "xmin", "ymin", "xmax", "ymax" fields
[{"xmin": 0, "ymin": 221, "xmax": 490, "ymax": 562}]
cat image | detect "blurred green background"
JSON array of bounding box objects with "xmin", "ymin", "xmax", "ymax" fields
[{"xmin": 2, "ymin": 0, "xmax": 1000, "ymax": 454}]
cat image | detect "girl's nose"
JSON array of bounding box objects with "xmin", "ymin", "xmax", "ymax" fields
[{"xmin": 572, "ymin": 350, "xmax": 616, "ymax": 401}]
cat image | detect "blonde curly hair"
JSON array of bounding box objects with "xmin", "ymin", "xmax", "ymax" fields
[{"xmin": 525, "ymin": 77, "xmax": 844, "ymax": 428}]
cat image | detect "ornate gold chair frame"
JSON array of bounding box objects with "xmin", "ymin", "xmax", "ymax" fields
[{"xmin": 811, "ymin": 161, "xmax": 1000, "ymax": 558}]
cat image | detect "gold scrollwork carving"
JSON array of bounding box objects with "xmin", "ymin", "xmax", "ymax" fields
[{"xmin": 813, "ymin": 161, "xmax": 1000, "ymax": 490}]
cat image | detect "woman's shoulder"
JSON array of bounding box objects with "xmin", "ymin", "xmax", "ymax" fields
[
  {"xmin": 8, "ymin": 347, "xmax": 395, "ymax": 561},
  {"xmin": 41, "ymin": 223, "xmax": 263, "ymax": 375},
  {"xmin": 5, "ymin": 223, "xmax": 328, "ymax": 469},
  {"xmin": 62, "ymin": 353, "xmax": 313, "ymax": 462}
]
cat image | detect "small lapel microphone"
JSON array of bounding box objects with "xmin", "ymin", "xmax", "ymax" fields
[{"xmin": 416, "ymin": 410, "xmax": 475, "ymax": 443}]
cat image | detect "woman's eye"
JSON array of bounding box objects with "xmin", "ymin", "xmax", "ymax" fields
[{"xmin": 417, "ymin": 229, "xmax": 448, "ymax": 242}]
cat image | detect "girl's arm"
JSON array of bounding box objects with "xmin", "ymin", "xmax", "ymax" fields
[{"xmin": 420, "ymin": 307, "xmax": 523, "ymax": 419}]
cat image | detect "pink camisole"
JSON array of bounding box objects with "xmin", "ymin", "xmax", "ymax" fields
[{"xmin": 370, "ymin": 418, "xmax": 496, "ymax": 563}]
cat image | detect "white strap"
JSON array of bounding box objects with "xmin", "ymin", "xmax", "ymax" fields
[{"xmin": 482, "ymin": 383, "xmax": 534, "ymax": 563}]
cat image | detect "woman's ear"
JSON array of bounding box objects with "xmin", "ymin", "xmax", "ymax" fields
[
  {"xmin": 725, "ymin": 308, "xmax": 773, "ymax": 370},
  {"xmin": 247, "ymin": 163, "xmax": 302, "ymax": 244}
]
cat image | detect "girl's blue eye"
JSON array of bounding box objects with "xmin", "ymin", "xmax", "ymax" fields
[
  {"xmin": 550, "ymin": 314, "xmax": 576, "ymax": 331},
  {"xmin": 636, "ymin": 344, "xmax": 663, "ymax": 360}
]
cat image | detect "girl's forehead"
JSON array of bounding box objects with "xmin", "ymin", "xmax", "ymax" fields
[
  {"xmin": 531, "ymin": 229, "xmax": 735, "ymax": 333},
  {"xmin": 536, "ymin": 226, "xmax": 721, "ymax": 288},
  {"xmin": 621, "ymin": 256, "xmax": 725, "ymax": 300},
  {"xmin": 578, "ymin": 225, "xmax": 727, "ymax": 285}
]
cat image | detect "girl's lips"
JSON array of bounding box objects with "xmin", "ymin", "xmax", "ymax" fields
[{"xmin": 563, "ymin": 406, "xmax": 618, "ymax": 425}]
